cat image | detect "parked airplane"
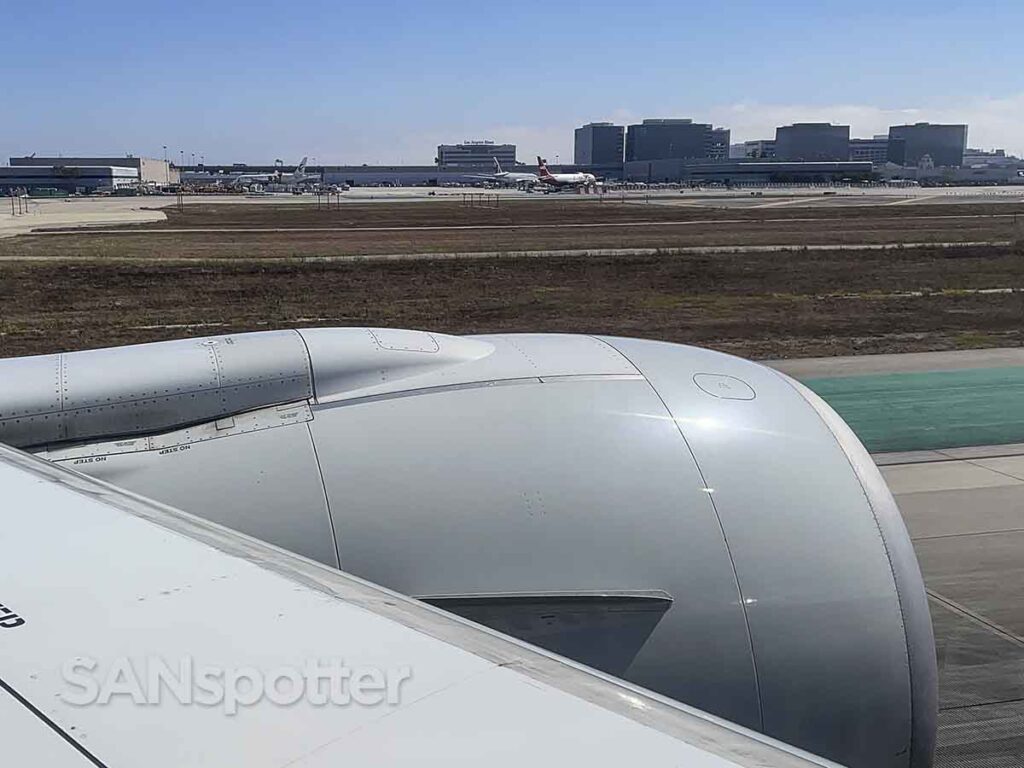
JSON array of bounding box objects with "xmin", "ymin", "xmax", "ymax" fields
[
  {"xmin": 228, "ymin": 157, "xmax": 311, "ymax": 188},
  {"xmin": 468, "ymin": 158, "xmax": 539, "ymax": 188},
  {"xmin": 0, "ymin": 328, "xmax": 936, "ymax": 768},
  {"xmin": 536, "ymin": 156, "xmax": 597, "ymax": 189}
]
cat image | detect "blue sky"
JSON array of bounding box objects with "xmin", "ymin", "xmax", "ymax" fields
[{"xmin": 4, "ymin": 0, "xmax": 1023, "ymax": 165}]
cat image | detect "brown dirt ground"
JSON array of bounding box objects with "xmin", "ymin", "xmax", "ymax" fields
[
  {"xmin": 11, "ymin": 201, "xmax": 1023, "ymax": 260},
  {"xmin": 2, "ymin": 238, "xmax": 1023, "ymax": 359}
]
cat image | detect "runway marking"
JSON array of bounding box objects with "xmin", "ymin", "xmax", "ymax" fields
[
  {"xmin": 751, "ymin": 198, "xmax": 818, "ymax": 209},
  {"xmin": 927, "ymin": 589, "xmax": 1024, "ymax": 649},
  {"xmin": 887, "ymin": 195, "xmax": 944, "ymax": 206}
]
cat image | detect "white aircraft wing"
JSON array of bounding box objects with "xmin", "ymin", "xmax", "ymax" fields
[{"xmin": 0, "ymin": 444, "xmax": 841, "ymax": 767}]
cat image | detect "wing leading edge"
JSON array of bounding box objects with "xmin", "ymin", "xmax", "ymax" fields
[{"xmin": 0, "ymin": 445, "xmax": 840, "ymax": 767}]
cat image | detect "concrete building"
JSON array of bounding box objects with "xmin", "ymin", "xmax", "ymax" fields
[
  {"xmin": 574, "ymin": 123, "xmax": 625, "ymax": 165},
  {"xmin": 878, "ymin": 162, "xmax": 1023, "ymax": 185},
  {"xmin": 321, "ymin": 164, "xmax": 533, "ymax": 187},
  {"xmin": 774, "ymin": 123, "xmax": 850, "ymax": 162},
  {"xmin": 887, "ymin": 123, "xmax": 967, "ymax": 167},
  {"xmin": 436, "ymin": 141, "xmax": 516, "ymax": 168},
  {"xmin": 849, "ymin": 136, "xmax": 890, "ymax": 164},
  {"xmin": 9, "ymin": 156, "xmax": 177, "ymax": 186},
  {"xmin": 962, "ymin": 148, "xmax": 1021, "ymax": 168},
  {"xmin": 624, "ymin": 159, "xmax": 873, "ymax": 184},
  {"xmin": 743, "ymin": 140, "xmax": 777, "ymax": 159},
  {"xmin": 625, "ymin": 119, "xmax": 726, "ymax": 162},
  {"xmin": 709, "ymin": 128, "xmax": 731, "ymax": 160},
  {"xmin": 0, "ymin": 165, "xmax": 139, "ymax": 193}
]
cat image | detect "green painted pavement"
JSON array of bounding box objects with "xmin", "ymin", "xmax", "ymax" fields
[{"xmin": 802, "ymin": 366, "xmax": 1024, "ymax": 453}]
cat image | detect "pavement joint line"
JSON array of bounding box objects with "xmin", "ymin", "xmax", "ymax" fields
[
  {"xmin": 927, "ymin": 589, "xmax": 1024, "ymax": 649},
  {"xmin": 912, "ymin": 528, "xmax": 1024, "ymax": 542},
  {"xmin": 875, "ymin": 445, "xmax": 1024, "ymax": 466},
  {"xmin": 940, "ymin": 697, "xmax": 1024, "ymax": 713},
  {"xmin": 959, "ymin": 457, "xmax": 1024, "ymax": 484}
]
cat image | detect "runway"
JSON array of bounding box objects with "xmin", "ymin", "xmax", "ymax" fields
[
  {"xmin": 883, "ymin": 451, "xmax": 1024, "ymax": 766},
  {"xmin": 22, "ymin": 210, "xmax": 1024, "ymax": 236}
]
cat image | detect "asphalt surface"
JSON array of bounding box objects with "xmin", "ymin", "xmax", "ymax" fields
[
  {"xmin": 21, "ymin": 210, "xmax": 1024, "ymax": 236},
  {"xmin": 772, "ymin": 350, "xmax": 1024, "ymax": 453},
  {"xmin": 884, "ymin": 453, "xmax": 1024, "ymax": 767}
]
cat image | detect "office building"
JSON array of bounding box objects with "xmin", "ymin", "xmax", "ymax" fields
[
  {"xmin": 623, "ymin": 159, "xmax": 874, "ymax": 184},
  {"xmin": 574, "ymin": 123, "xmax": 625, "ymax": 165},
  {"xmin": 709, "ymin": 128, "xmax": 731, "ymax": 160},
  {"xmin": 743, "ymin": 140, "xmax": 777, "ymax": 159},
  {"xmin": 962, "ymin": 148, "xmax": 1021, "ymax": 168},
  {"xmin": 436, "ymin": 141, "xmax": 516, "ymax": 168},
  {"xmin": 887, "ymin": 123, "xmax": 968, "ymax": 167},
  {"xmin": 625, "ymin": 119, "xmax": 725, "ymax": 162},
  {"xmin": 849, "ymin": 136, "xmax": 890, "ymax": 164},
  {"xmin": 774, "ymin": 123, "xmax": 850, "ymax": 162}
]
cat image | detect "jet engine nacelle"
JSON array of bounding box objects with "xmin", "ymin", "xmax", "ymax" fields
[{"xmin": 7, "ymin": 329, "xmax": 937, "ymax": 768}]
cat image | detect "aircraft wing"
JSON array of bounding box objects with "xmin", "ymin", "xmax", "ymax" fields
[{"xmin": 0, "ymin": 444, "xmax": 841, "ymax": 767}]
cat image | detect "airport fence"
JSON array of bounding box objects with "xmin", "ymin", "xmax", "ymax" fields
[{"xmin": 460, "ymin": 193, "xmax": 501, "ymax": 209}]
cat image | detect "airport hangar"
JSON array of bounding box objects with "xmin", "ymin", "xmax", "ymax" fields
[
  {"xmin": 0, "ymin": 165, "xmax": 139, "ymax": 194},
  {"xmin": 2, "ymin": 156, "xmax": 179, "ymax": 193}
]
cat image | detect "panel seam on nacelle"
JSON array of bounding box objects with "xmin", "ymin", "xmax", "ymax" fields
[
  {"xmin": 305, "ymin": 420, "xmax": 341, "ymax": 570},
  {"xmin": 310, "ymin": 377, "xmax": 545, "ymax": 411},
  {"xmin": 770, "ymin": 368, "xmax": 924, "ymax": 768},
  {"xmin": 294, "ymin": 329, "xmax": 318, "ymax": 403},
  {"xmin": 591, "ymin": 335, "xmax": 766, "ymax": 733},
  {"xmin": 57, "ymin": 353, "xmax": 67, "ymax": 441}
]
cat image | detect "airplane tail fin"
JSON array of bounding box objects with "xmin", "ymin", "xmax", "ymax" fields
[
  {"xmin": 537, "ymin": 156, "xmax": 553, "ymax": 178},
  {"xmin": 493, "ymin": 157, "xmax": 504, "ymax": 174},
  {"xmin": 297, "ymin": 156, "xmax": 308, "ymax": 173}
]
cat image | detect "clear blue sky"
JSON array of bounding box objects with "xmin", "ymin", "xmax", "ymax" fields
[{"xmin": 5, "ymin": 0, "xmax": 1023, "ymax": 165}]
